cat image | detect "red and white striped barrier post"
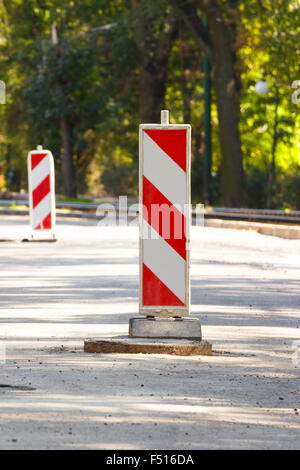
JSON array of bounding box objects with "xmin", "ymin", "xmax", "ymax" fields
[
  {"xmin": 129, "ymin": 110, "xmax": 202, "ymax": 340},
  {"xmin": 27, "ymin": 145, "xmax": 56, "ymax": 240}
]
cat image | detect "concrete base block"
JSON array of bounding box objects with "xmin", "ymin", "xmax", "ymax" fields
[
  {"xmin": 84, "ymin": 336, "xmax": 212, "ymax": 356},
  {"xmin": 21, "ymin": 238, "xmax": 57, "ymax": 243},
  {"xmin": 129, "ymin": 316, "xmax": 202, "ymax": 340}
]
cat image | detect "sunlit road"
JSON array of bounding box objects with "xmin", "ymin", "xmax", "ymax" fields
[{"xmin": 0, "ymin": 216, "xmax": 299, "ymax": 449}]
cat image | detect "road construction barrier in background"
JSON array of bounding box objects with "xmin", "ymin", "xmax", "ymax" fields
[
  {"xmin": 27, "ymin": 145, "xmax": 56, "ymax": 239},
  {"xmin": 139, "ymin": 110, "xmax": 191, "ymax": 318}
]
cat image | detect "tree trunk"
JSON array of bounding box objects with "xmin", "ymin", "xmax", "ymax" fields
[
  {"xmin": 168, "ymin": 0, "xmax": 246, "ymax": 207},
  {"xmin": 207, "ymin": 7, "xmax": 246, "ymax": 207},
  {"xmin": 139, "ymin": 67, "xmax": 169, "ymax": 123},
  {"xmin": 52, "ymin": 24, "xmax": 77, "ymax": 198},
  {"xmin": 131, "ymin": 0, "xmax": 178, "ymax": 124},
  {"xmin": 61, "ymin": 116, "xmax": 77, "ymax": 198},
  {"xmin": 179, "ymin": 30, "xmax": 192, "ymax": 124}
]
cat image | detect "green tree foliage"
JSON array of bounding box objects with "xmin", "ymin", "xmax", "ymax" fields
[
  {"xmin": 239, "ymin": 0, "xmax": 300, "ymax": 208},
  {"xmin": 1, "ymin": 0, "xmax": 138, "ymax": 196},
  {"xmin": 0, "ymin": 0, "xmax": 299, "ymax": 208}
]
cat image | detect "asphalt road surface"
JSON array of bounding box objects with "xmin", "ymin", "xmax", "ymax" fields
[{"xmin": 0, "ymin": 216, "xmax": 299, "ymax": 449}]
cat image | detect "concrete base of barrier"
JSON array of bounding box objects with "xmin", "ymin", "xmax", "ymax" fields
[
  {"xmin": 129, "ymin": 316, "xmax": 202, "ymax": 340},
  {"xmin": 84, "ymin": 336, "xmax": 212, "ymax": 356},
  {"xmin": 0, "ymin": 238, "xmax": 57, "ymax": 243},
  {"xmin": 21, "ymin": 238, "xmax": 57, "ymax": 243}
]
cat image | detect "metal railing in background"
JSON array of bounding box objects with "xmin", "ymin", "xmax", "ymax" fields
[{"xmin": 0, "ymin": 199, "xmax": 300, "ymax": 224}]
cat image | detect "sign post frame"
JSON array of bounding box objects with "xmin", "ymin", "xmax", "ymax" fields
[
  {"xmin": 139, "ymin": 110, "xmax": 191, "ymax": 318},
  {"xmin": 27, "ymin": 145, "xmax": 56, "ymax": 240}
]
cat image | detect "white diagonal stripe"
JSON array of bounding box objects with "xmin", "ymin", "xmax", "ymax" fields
[
  {"xmin": 31, "ymin": 154, "xmax": 50, "ymax": 190},
  {"xmin": 32, "ymin": 193, "xmax": 52, "ymax": 228},
  {"xmin": 143, "ymin": 132, "xmax": 186, "ymax": 210},
  {"xmin": 143, "ymin": 221, "xmax": 186, "ymax": 303},
  {"xmin": 141, "ymin": 219, "xmax": 159, "ymax": 240}
]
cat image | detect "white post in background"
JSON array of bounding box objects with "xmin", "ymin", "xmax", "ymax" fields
[
  {"xmin": 27, "ymin": 145, "xmax": 56, "ymax": 240},
  {"xmin": 0, "ymin": 80, "xmax": 6, "ymax": 104}
]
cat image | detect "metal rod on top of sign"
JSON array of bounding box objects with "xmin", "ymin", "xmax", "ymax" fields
[
  {"xmin": 140, "ymin": 109, "xmax": 190, "ymax": 318},
  {"xmin": 161, "ymin": 110, "xmax": 169, "ymax": 125}
]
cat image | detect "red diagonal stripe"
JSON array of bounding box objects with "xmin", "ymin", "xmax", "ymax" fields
[
  {"xmin": 31, "ymin": 153, "xmax": 47, "ymax": 170},
  {"xmin": 143, "ymin": 176, "xmax": 186, "ymax": 260},
  {"xmin": 34, "ymin": 213, "xmax": 51, "ymax": 231},
  {"xmin": 32, "ymin": 174, "xmax": 50, "ymax": 208},
  {"xmin": 41, "ymin": 212, "xmax": 51, "ymax": 230},
  {"xmin": 143, "ymin": 263, "xmax": 185, "ymax": 306},
  {"xmin": 144, "ymin": 129, "xmax": 187, "ymax": 171}
]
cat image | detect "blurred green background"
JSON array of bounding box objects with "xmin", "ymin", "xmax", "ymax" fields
[{"xmin": 0, "ymin": 0, "xmax": 299, "ymax": 209}]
